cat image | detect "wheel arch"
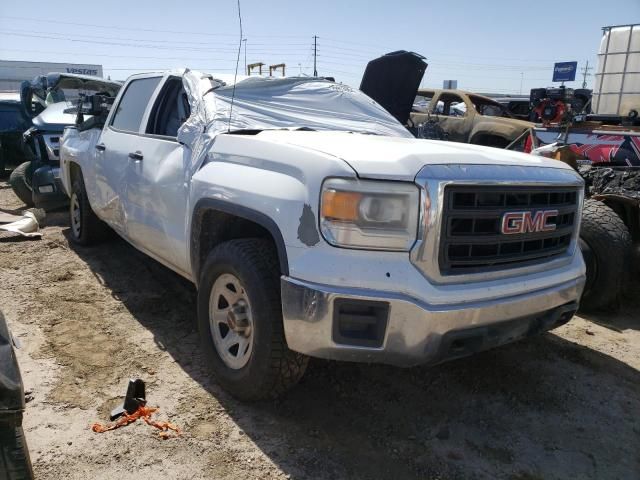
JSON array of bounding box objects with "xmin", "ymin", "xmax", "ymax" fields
[
  {"xmin": 469, "ymin": 131, "xmax": 511, "ymax": 147},
  {"xmin": 190, "ymin": 198, "xmax": 289, "ymax": 286},
  {"xmin": 64, "ymin": 161, "xmax": 82, "ymax": 196}
]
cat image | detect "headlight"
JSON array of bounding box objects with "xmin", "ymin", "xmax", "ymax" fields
[{"xmin": 320, "ymin": 178, "xmax": 420, "ymax": 251}]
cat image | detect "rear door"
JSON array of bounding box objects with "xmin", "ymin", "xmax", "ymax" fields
[
  {"xmin": 122, "ymin": 75, "xmax": 191, "ymax": 275},
  {"xmin": 94, "ymin": 75, "xmax": 162, "ymax": 234}
]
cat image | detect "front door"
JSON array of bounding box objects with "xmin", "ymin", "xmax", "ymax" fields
[{"xmin": 94, "ymin": 75, "xmax": 162, "ymax": 234}]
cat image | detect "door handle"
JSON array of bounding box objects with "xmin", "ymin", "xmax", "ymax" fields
[
  {"xmin": 128, "ymin": 151, "xmax": 143, "ymax": 161},
  {"xmin": 95, "ymin": 143, "xmax": 106, "ymax": 151}
]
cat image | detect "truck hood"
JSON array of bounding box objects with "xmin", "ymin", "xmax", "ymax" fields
[
  {"xmin": 255, "ymin": 130, "xmax": 575, "ymax": 181},
  {"xmin": 360, "ymin": 51, "xmax": 427, "ymax": 126}
]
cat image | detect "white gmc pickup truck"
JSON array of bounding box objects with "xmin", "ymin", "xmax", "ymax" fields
[{"xmin": 60, "ymin": 65, "xmax": 586, "ymax": 400}]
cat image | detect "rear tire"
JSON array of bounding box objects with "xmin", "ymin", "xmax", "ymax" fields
[
  {"xmin": 0, "ymin": 426, "xmax": 34, "ymax": 480},
  {"xmin": 8, "ymin": 162, "xmax": 34, "ymax": 207},
  {"xmin": 579, "ymin": 199, "xmax": 632, "ymax": 311},
  {"xmin": 197, "ymin": 238, "xmax": 308, "ymax": 400},
  {"xmin": 69, "ymin": 175, "xmax": 108, "ymax": 246}
]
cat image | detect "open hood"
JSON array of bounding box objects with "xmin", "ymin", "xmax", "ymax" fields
[
  {"xmin": 20, "ymin": 72, "xmax": 121, "ymax": 118},
  {"xmin": 360, "ymin": 51, "xmax": 427, "ymax": 125}
]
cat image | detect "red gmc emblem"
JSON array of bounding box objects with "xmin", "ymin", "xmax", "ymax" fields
[{"xmin": 501, "ymin": 210, "xmax": 558, "ymax": 235}]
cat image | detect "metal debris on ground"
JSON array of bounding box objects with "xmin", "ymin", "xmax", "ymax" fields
[
  {"xmin": 91, "ymin": 379, "xmax": 180, "ymax": 439},
  {"xmin": 110, "ymin": 378, "xmax": 146, "ymax": 421}
]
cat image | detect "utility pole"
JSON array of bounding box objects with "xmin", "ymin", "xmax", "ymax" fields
[
  {"xmin": 581, "ymin": 60, "xmax": 592, "ymax": 89},
  {"xmin": 313, "ymin": 35, "xmax": 318, "ymax": 77},
  {"xmin": 242, "ymin": 38, "xmax": 247, "ymax": 74},
  {"xmin": 519, "ymin": 72, "xmax": 523, "ymax": 95}
]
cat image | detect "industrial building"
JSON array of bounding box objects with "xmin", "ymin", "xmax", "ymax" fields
[{"xmin": 0, "ymin": 59, "xmax": 104, "ymax": 91}]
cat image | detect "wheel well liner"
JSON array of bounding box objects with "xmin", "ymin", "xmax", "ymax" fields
[
  {"xmin": 68, "ymin": 162, "xmax": 81, "ymax": 183},
  {"xmin": 191, "ymin": 198, "xmax": 289, "ymax": 283}
]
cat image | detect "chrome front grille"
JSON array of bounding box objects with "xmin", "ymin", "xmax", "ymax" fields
[{"xmin": 439, "ymin": 186, "xmax": 580, "ymax": 274}]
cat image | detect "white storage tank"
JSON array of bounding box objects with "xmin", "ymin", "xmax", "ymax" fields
[{"xmin": 593, "ymin": 24, "xmax": 640, "ymax": 116}]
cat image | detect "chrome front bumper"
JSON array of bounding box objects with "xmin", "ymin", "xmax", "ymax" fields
[{"xmin": 281, "ymin": 275, "xmax": 584, "ymax": 367}]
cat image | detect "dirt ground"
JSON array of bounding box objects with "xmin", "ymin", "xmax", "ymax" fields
[{"xmin": 0, "ymin": 180, "xmax": 639, "ymax": 480}]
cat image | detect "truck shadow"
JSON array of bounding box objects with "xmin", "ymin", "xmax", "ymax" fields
[
  {"xmin": 578, "ymin": 282, "xmax": 640, "ymax": 332},
  {"xmin": 66, "ymin": 232, "xmax": 640, "ymax": 480}
]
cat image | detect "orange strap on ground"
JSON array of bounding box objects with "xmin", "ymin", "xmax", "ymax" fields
[{"xmin": 91, "ymin": 406, "xmax": 180, "ymax": 438}]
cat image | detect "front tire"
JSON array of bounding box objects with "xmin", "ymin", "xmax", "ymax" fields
[
  {"xmin": 197, "ymin": 239, "xmax": 308, "ymax": 400},
  {"xmin": 8, "ymin": 162, "xmax": 34, "ymax": 207},
  {"xmin": 69, "ymin": 175, "xmax": 108, "ymax": 246},
  {"xmin": 579, "ymin": 199, "xmax": 632, "ymax": 311}
]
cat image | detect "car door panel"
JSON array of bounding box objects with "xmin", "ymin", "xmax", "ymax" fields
[
  {"xmin": 93, "ymin": 75, "xmax": 163, "ymax": 236},
  {"xmin": 94, "ymin": 127, "xmax": 138, "ymax": 234},
  {"xmin": 123, "ymin": 137, "xmax": 189, "ymax": 273}
]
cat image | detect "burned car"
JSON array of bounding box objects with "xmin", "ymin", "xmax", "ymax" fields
[
  {"xmin": 9, "ymin": 73, "xmax": 120, "ymax": 209},
  {"xmin": 0, "ymin": 311, "xmax": 34, "ymax": 479},
  {"xmin": 359, "ymin": 52, "xmax": 535, "ymax": 148},
  {"xmin": 410, "ymin": 89, "xmax": 534, "ymax": 147}
]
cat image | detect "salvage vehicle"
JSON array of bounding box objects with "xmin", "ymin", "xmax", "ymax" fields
[
  {"xmin": 10, "ymin": 73, "xmax": 120, "ymax": 209},
  {"xmin": 0, "ymin": 311, "xmax": 34, "ymax": 480},
  {"xmin": 0, "ymin": 93, "xmax": 32, "ymax": 177},
  {"xmin": 60, "ymin": 63, "xmax": 586, "ymax": 400},
  {"xmin": 359, "ymin": 57, "xmax": 535, "ymax": 149},
  {"xmin": 409, "ymin": 88, "xmax": 534, "ymax": 147},
  {"xmin": 509, "ymin": 24, "xmax": 640, "ymax": 311}
]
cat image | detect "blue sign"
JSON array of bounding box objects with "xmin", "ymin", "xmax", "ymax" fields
[{"xmin": 553, "ymin": 62, "xmax": 577, "ymax": 82}]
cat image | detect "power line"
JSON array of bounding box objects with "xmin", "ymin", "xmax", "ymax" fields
[
  {"xmin": 0, "ymin": 29, "xmax": 312, "ymax": 54},
  {"xmin": 0, "ymin": 15, "xmax": 309, "ymax": 39}
]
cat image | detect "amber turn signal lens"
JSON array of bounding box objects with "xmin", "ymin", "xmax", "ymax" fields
[{"xmin": 321, "ymin": 190, "xmax": 362, "ymax": 221}]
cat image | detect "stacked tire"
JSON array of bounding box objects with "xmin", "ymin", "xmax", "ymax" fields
[{"xmin": 579, "ymin": 199, "xmax": 632, "ymax": 311}]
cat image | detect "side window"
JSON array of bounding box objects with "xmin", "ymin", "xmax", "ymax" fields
[
  {"xmin": 111, "ymin": 77, "xmax": 161, "ymax": 133},
  {"xmin": 436, "ymin": 94, "xmax": 466, "ymax": 117},
  {"xmin": 413, "ymin": 93, "xmax": 433, "ymax": 113},
  {"xmin": 146, "ymin": 78, "xmax": 191, "ymax": 138}
]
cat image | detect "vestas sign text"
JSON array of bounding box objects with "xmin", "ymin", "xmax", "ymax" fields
[{"xmin": 65, "ymin": 68, "xmax": 99, "ymax": 76}]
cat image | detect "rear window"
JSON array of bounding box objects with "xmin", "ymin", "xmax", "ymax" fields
[{"xmin": 111, "ymin": 77, "xmax": 161, "ymax": 133}]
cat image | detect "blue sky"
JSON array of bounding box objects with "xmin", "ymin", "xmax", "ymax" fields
[{"xmin": 1, "ymin": 0, "xmax": 638, "ymax": 93}]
